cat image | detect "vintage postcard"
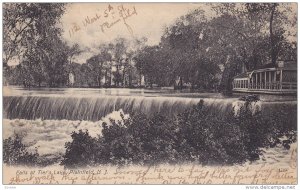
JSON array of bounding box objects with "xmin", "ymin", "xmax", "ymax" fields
[{"xmin": 2, "ymin": 2, "xmax": 297, "ymax": 185}]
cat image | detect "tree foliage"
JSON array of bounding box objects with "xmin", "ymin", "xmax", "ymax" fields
[
  {"xmin": 3, "ymin": 3, "xmax": 296, "ymax": 92},
  {"xmin": 61, "ymin": 99, "xmax": 297, "ymax": 168},
  {"xmin": 3, "ymin": 3, "xmax": 67, "ymax": 87},
  {"xmin": 210, "ymin": 3, "xmax": 297, "ymax": 93}
]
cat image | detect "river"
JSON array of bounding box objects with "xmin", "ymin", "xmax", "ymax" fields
[{"xmin": 2, "ymin": 86, "xmax": 297, "ymax": 166}]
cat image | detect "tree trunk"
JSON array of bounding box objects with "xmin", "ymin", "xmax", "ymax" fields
[
  {"xmin": 179, "ymin": 77, "xmax": 183, "ymax": 90},
  {"xmin": 270, "ymin": 4, "xmax": 277, "ymax": 66},
  {"xmin": 3, "ymin": 61, "xmax": 8, "ymax": 69},
  {"xmin": 104, "ymin": 69, "xmax": 108, "ymax": 86},
  {"xmin": 97, "ymin": 75, "xmax": 101, "ymax": 87},
  {"xmin": 109, "ymin": 67, "xmax": 112, "ymax": 87},
  {"xmin": 122, "ymin": 66, "xmax": 126, "ymax": 87},
  {"xmin": 69, "ymin": 55, "xmax": 73, "ymax": 65},
  {"xmin": 139, "ymin": 72, "xmax": 142, "ymax": 87},
  {"xmin": 219, "ymin": 64, "xmax": 237, "ymax": 96},
  {"xmin": 129, "ymin": 74, "xmax": 132, "ymax": 87},
  {"xmin": 116, "ymin": 65, "xmax": 120, "ymax": 87}
]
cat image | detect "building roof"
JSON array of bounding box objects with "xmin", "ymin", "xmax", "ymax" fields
[
  {"xmin": 282, "ymin": 60, "xmax": 297, "ymax": 70},
  {"xmin": 257, "ymin": 60, "xmax": 297, "ymax": 70},
  {"xmin": 234, "ymin": 60, "xmax": 296, "ymax": 80},
  {"xmin": 234, "ymin": 72, "xmax": 249, "ymax": 79}
]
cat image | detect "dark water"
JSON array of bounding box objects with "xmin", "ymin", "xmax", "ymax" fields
[{"xmin": 3, "ymin": 86, "xmax": 297, "ymax": 121}]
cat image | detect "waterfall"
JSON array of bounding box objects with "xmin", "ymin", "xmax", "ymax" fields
[
  {"xmin": 3, "ymin": 96, "xmax": 238, "ymax": 121},
  {"xmin": 3, "ymin": 92, "xmax": 297, "ymax": 163},
  {"xmin": 4, "ymin": 93, "xmax": 297, "ymax": 121}
]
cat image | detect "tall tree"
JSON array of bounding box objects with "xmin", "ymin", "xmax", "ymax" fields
[
  {"xmin": 86, "ymin": 45, "xmax": 112, "ymax": 87},
  {"xmin": 67, "ymin": 44, "xmax": 81, "ymax": 65},
  {"xmin": 113, "ymin": 38, "xmax": 127, "ymax": 87},
  {"xmin": 160, "ymin": 9, "xmax": 220, "ymax": 89},
  {"xmin": 3, "ymin": 3, "xmax": 67, "ymax": 87},
  {"xmin": 210, "ymin": 3, "xmax": 296, "ymax": 94}
]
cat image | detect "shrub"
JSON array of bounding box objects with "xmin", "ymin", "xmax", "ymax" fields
[
  {"xmin": 177, "ymin": 100, "xmax": 248, "ymax": 164},
  {"xmin": 3, "ymin": 135, "xmax": 39, "ymax": 166},
  {"xmin": 61, "ymin": 99, "xmax": 297, "ymax": 168},
  {"xmin": 100, "ymin": 113, "xmax": 180, "ymax": 165},
  {"xmin": 126, "ymin": 113, "xmax": 180, "ymax": 165},
  {"xmin": 61, "ymin": 130, "xmax": 99, "ymax": 168}
]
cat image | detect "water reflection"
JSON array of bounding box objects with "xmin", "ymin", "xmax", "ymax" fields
[
  {"xmin": 4, "ymin": 86, "xmax": 230, "ymax": 99},
  {"xmin": 3, "ymin": 86, "xmax": 297, "ymax": 102}
]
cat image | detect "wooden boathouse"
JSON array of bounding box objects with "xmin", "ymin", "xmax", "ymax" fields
[{"xmin": 232, "ymin": 60, "xmax": 297, "ymax": 95}]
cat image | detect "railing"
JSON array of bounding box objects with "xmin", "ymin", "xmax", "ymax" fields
[
  {"xmin": 248, "ymin": 82, "xmax": 297, "ymax": 91},
  {"xmin": 281, "ymin": 82, "xmax": 297, "ymax": 90}
]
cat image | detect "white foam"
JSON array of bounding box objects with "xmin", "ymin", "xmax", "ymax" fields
[
  {"xmin": 3, "ymin": 109, "xmax": 129, "ymax": 156},
  {"xmin": 232, "ymin": 100, "xmax": 262, "ymax": 116}
]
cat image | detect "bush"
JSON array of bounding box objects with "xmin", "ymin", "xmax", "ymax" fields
[
  {"xmin": 61, "ymin": 99, "xmax": 297, "ymax": 168},
  {"xmin": 3, "ymin": 135, "xmax": 39, "ymax": 166},
  {"xmin": 120, "ymin": 113, "xmax": 180, "ymax": 165},
  {"xmin": 176, "ymin": 100, "xmax": 248, "ymax": 164},
  {"xmin": 61, "ymin": 130, "xmax": 99, "ymax": 168}
]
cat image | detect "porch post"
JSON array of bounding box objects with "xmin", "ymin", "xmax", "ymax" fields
[
  {"xmin": 264, "ymin": 71, "xmax": 267, "ymax": 90},
  {"xmin": 269, "ymin": 71, "xmax": 271, "ymax": 89},
  {"xmin": 255, "ymin": 73, "xmax": 258, "ymax": 89},
  {"xmin": 259, "ymin": 72, "xmax": 262, "ymax": 89},
  {"xmin": 280, "ymin": 70, "xmax": 283, "ymax": 90},
  {"xmin": 248, "ymin": 78, "xmax": 250, "ymax": 89},
  {"xmin": 273, "ymin": 71, "xmax": 276, "ymax": 89}
]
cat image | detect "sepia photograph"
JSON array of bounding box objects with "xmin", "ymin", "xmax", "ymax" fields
[{"xmin": 2, "ymin": 2, "xmax": 297, "ymax": 186}]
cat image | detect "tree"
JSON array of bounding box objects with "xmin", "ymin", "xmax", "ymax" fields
[
  {"xmin": 210, "ymin": 3, "xmax": 297, "ymax": 94},
  {"xmin": 112, "ymin": 38, "xmax": 128, "ymax": 87},
  {"xmin": 134, "ymin": 46, "xmax": 170, "ymax": 87},
  {"xmin": 3, "ymin": 3, "xmax": 65, "ymax": 66},
  {"xmin": 212, "ymin": 3, "xmax": 296, "ymax": 67},
  {"xmin": 122, "ymin": 37, "xmax": 147, "ymax": 87},
  {"xmin": 86, "ymin": 45, "xmax": 113, "ymax": 87},
  {"xmin": 159, "ymin": 9, "xmax": 220, "ymax": 89},
  {"xmin": 3, "ymin": 3, "xmax": 67, "ymax": 87},
  {"xmin": 67, "ymin": 44, "xmax": 82, "ymax": 65},
  {"xmin": 245, "ymin": 3, "xmax": 279, "ymax": 66}
]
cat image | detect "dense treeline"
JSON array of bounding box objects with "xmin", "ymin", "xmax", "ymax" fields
[{"xmin": 3, "ymin": 3, "xmax": 297, "ymax": 93}]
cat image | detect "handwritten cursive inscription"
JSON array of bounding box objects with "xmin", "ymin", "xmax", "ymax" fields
[
  {"xmin": 68, "ymin": 4, "xmax": 138, "ymax": 38},
  {"xmin": 4, "ymin": 163, "xmax": 297, "ymax": 185},
  {"xmin": 100, "ymin": 19, "xmax": 121, "ymax": 33},
  {"xmin": 118, "ymin": 5, "xmax": 138, "ymax": 36}
]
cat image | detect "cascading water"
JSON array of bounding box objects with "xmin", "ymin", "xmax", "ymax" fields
[
  {"xmin": 3, "ymin": 95, "xmax": 239, "ymax": 121},
  {"xmin": 4, "ymin": 94, "xmax": 297, "ymax": 121},
  {"xmin": 3, "ymin": 87, "xmax": 297, "ymax": 165}
]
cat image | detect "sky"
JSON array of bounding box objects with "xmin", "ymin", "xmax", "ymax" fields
[
  {"xmin": 60, "ymin": 3, "xmax": 209, "ymax": 63},
  {"xmin": 60, "ymin": 2, "xmax": 297, "ymax": 64}
]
